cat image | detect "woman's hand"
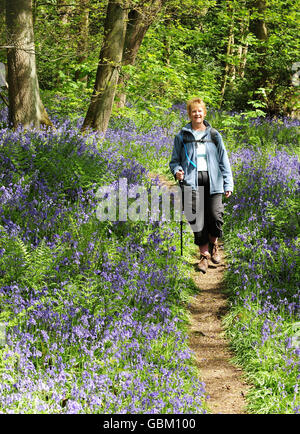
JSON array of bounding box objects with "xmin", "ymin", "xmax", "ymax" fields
[
  {"xmin": 225, "ymin": 191, "xmax": 232, "ymax": 198},
  {"xmin": 176, "ymin": 170, "xmax": 184, "ymax": 181}
]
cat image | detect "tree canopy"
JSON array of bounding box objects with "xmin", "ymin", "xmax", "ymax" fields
[{"xmin": 0, "ymin": 0, "xmax": 299, "ymax": 130}]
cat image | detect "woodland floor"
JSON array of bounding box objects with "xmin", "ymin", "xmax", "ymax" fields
[{"xmin": 150, "ymin": 173, "xmax": 251, "ymax": 414}]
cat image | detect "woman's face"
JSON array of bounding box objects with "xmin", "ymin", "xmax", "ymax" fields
[{"xmin": 189, "ymin": 103, "xmax": 206, "ymax": 128}]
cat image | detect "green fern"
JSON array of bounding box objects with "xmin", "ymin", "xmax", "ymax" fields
[
  {"xmin": 15, "ymin": 238, "xmax": 31, "ymax": 264},
  {"xmin": 12, "ymin": 238, "xmax": 61, "ymax": 287}
]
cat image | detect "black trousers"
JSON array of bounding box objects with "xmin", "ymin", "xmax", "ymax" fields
[{"xmin": 185, "ymin": 171, "xmax": 224, "ymax": 247}]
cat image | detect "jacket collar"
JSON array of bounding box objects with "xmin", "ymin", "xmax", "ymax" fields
[{"xmin": 181, "ymin": 120, "xmax": 211, "ymax": 137}]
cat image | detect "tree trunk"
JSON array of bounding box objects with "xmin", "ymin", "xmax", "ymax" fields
[
  {"xmin": 81, "ymin": 0, "xmax": 127, "ymax": 133},
  {"xmin": 116, "ymin": 0, "xmax": 167, "ymax": 108},
  {"xmin": 163, "ymin": 24, "xmax": 171, "ymax": 67},
  {"xmin": 57, "ymin": 0, "xmax": 73, "ymax": 25},
  {"xmin": 5, "ymin": 0, "xmax": 52, "ymax": 128},
  {"xmin": 219, "ymin": 2, "xmax": 235, "ymax": 107},
  {"xmin": 237, "ymin": 14, "xmax": 249, "ymax": 78},
  {"xmin": 116, "ymin": 9, "xmax": 150, "ymax": 108},
  {"xmin": 32, "ymin": 0, "xmax": 37, "ymax": 25},
  {"xmin": 74, "ymin": 0, "xmax": 90, "ymax": 84},
  {"xmin": 250, "ymin": 0, "xmax": 268, "ymax": 41},
  {"xmin": 248, "ymin": 0, "xmax": 269, "ymax": 107}
]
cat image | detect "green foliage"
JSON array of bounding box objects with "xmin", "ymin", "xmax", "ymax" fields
[
  {"xmin": 2, "ymin": 0, "xmax": 299, "ymax": 119},
  {"xmin": 124, "ymin": 21, "xmax": 221, "ymax": 110},
  {"xmin": 205, "ymin": 109, "xmax": 300, "ymax": 155},
  {"xmin": 34, "ymin": 0, "xmax": 106, "ymax": 91}
]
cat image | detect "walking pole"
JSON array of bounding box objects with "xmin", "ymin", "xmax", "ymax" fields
[
  {"xmin": 180, "ymin": 219, "xmax": 183, "ymax": 256},
  {"xmin": 179, "ymin": 180, "xmax": 184, "ymax": 256}
]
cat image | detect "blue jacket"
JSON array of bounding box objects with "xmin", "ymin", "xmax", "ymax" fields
[{"xmin": 169, "ymin": 120, "xmax": 234, "ymax": 194}]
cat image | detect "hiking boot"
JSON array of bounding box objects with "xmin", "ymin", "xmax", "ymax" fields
[
  {"xmin": 210, "ymin": 241, "xmax": 221, "ymax": 264},
  {"xmin": 197, "ymin": 252, "xmax": 210, "ymax": 273}
]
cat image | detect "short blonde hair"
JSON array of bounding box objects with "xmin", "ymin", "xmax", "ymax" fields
[{"xmin": 187, "ymin": 97, "xmax": 207, "ymax": 116}]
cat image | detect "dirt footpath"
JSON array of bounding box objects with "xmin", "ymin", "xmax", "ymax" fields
[
  {"xmin": 188, "ymin": 245, "xmax": 250, "ymax": 414},
  {"xmin": 148, "ymin": 172, "xmax": 250, "ymax": 413}
]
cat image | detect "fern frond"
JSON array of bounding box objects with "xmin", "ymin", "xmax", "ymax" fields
[{"xmin": 15, "ymin": 238, "xmax": 31, "ymax": 265}]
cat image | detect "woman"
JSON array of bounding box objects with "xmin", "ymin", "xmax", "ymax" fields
[{"xmin": 169, "ymin": 98, "xmax": 233, "ymax": 273}]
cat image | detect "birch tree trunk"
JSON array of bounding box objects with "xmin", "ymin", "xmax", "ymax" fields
[
  {"xmin": 81, "ymin": 0, "xmax": 127, "ymax": 133},
  {"xmin": 5, "ymin": 0, "xmax": 52, "ymax": 128}
]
